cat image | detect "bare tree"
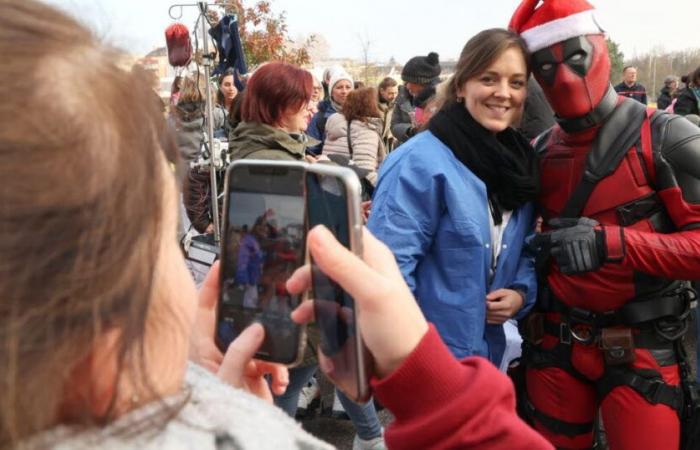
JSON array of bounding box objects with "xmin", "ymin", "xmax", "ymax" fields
[{"xmin": 357, "ymin": 31, "xmax": 373, "ymax": 84}]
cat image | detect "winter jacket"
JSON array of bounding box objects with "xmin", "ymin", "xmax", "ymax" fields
[
  {"xmin": 391, "ymin": 83, "xmax": 438, "ymax": 145},
  {"xmin": 228, "ymin": 121, "xmax": 313, "ymax": 161},
  {"xmin": 656, "ymin": 86, "xmax": 675, "ymax": 111},
  {"xmin": 674, "ymin": 87, "xmax": 700, "ymax": 116},
  {"xmin": 391, "ymin": 85, "xmax": 414, "ymax": 145},
  {"xmin": 322, "ymin": 114, "xmax": 386, "ymax": 185},
  {"xmin": 306, "ymin": 99, "xmax": 337, "ymax": 155},
  {"xmin": 367, "ymin": 131, "xmax": 537, "ymax": 365},
  {"xmin": 173, "ymin": 102, "xmax": 227, "ymax": 187},
  {"xmin": 614, "ymin": 81, "xmax": 648, "ymax": 105}
]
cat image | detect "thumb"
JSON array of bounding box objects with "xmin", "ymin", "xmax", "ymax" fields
[
  {"xmin": 217, "ymin": 322, "xmax": 265, "ymax": 387},
  {"xmin": 198, "ymin": 261, "xmax": 220, "ymax": 310}
]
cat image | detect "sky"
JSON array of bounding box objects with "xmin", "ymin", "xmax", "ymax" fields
[{"xmin": 46, "ymin": 0, "xmax": 696, "ymax": 65}]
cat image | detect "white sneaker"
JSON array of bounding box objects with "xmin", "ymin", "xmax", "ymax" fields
[
  {"xmin": 295, "ymin": 377, "xmax": 320, "ymax": 418},
  {"xmin": 352, "ymin": 434, "xmax": 387, "ymax": 450}
]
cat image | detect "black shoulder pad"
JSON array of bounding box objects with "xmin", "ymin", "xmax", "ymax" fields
[{"xmin": 652, "ymin": 112, "xmax": 700, "ymax": 203}]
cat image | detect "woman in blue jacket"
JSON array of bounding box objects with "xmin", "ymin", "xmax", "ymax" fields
[{"xmin": 368, "ymin": 28, "xmax": 539, "ymax": 368}]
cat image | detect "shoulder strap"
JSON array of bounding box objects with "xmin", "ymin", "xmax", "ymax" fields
[
  {"xmin": 346, "ymin": 119, "xmax": 354, "ymax": 159},
  {"xmin": 560, "ymin": 98, "xmax": 648, "ymax": 218}
]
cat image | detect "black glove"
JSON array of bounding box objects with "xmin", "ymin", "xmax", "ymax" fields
[{"xmin": 532, "ymin": 217, "xmax": 607, "ymax": 275}]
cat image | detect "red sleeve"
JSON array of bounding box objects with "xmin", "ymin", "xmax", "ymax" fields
[
  {"xmin": 608, "ymin": 225, "xmax": 700, "ymax": 280},
  {"xmin": 371, "ymin": 325, "xmax": 553, "ymax": 450}
]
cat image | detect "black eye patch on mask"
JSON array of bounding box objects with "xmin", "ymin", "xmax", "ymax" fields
[{"xmin": 532, "ymin": 36, "xmax": 593, "ymax": 85}]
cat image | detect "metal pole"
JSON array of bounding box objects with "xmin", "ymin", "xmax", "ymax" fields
[{"xmin": 198, "ymin": 1, "xmax": 221, "ymax": 242}]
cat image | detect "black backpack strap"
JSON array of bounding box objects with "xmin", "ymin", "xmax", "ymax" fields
[
  {"xmin": 346, "ymin": 119, "xmax": 354, "ymax": 159},
  {"xmin": 560, "ymin": 98, "xmax": 648, "ymax": 218}
]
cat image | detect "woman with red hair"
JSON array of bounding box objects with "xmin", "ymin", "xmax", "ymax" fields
[{"xmin": 228, "ymin": 61, "xmax": 317, "ymax": 160}]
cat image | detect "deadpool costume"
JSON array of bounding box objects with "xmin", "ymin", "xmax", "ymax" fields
[{"xmin": 509, "ymin": 1, "xmax": 700, "ymax": 449}]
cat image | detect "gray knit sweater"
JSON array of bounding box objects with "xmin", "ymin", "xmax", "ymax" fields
[{"xmin": 24, "ymin": 364, "xmax": 333, "ymax": 450}]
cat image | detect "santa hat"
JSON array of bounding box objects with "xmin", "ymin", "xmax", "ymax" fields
[{"xmin": 508, "ymin": 0, "xmax": 604, "ymax": 53}]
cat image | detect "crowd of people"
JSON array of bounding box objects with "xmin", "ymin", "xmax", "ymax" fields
[{"xmin": 3, "ymin": 0, "xmax": 700, "ymax": 449}]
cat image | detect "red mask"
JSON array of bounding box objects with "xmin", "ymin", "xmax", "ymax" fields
[{"xmin": 531, "ymin": 34, "xmax": 610, "ymax": 119}]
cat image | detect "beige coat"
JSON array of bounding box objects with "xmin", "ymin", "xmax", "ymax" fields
[{"xmin": 322, "ymin": 113, "xmax": 386, "ymax": 185}]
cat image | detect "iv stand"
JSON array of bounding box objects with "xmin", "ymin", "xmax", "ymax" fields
[{"xmin": 169, "ymin": 1, "xmax": 222, "ymax": 242}]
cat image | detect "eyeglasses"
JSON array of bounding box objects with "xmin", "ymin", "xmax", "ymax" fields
[{"xmin": 312, "ymin": 86, "xmax": 322, "ymax": 91}]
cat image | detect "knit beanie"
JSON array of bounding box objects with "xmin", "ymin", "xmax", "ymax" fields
[
  {"xmin": 401, "ymin": 52, "xmax": 441, "ymax": 85},
  {"xmin": 328, "ymin": 69, "xmax": 354, "ymax": 92}
]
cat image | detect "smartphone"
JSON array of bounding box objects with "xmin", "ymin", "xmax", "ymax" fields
[
  {"xmin": 216, "ymin": 160, "xmax": 307, "ymax": 365},
  {"xmin": 304, "ymin": 164, "xmax": 373, "ymax": 403}
]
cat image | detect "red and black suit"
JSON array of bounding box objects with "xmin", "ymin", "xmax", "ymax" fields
[{"xmin": 521, "ymin": 32, "xmax": 700, "ymax": 450}]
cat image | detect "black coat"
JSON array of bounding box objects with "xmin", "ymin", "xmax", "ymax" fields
[
  {"xmin": 656, "ymin": 86, "xmax": 674, "ymax": 111},
  {"xmin": 674, "ymin": 88, "xmax": 699, "ymax": 116}
]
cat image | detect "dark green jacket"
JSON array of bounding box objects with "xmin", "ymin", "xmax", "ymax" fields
[{"xmin": 229, "ymin": 121, "xmax": 318, "ymax": 161}]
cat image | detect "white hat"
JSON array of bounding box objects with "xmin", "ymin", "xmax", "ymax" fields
[{"xmin": 328, "ymin": 69, "xmax": 353, "ymax": 93}]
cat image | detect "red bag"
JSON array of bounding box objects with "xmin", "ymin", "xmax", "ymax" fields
[{"xmin": 165, "ymin": 23, "xmax": 192, "ymax": 67}]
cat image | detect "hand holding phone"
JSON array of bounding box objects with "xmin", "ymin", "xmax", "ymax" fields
[
  {"xmin": 304, "ymin": 165, "xmax": 374, "ymax": 402},
  {"xmin": 190, "ymin": 262, "xmax": 289, "ymax": 402},
  {"xmin": 288, "ymin": 225, "xmax": 430, "ymax": 379}
]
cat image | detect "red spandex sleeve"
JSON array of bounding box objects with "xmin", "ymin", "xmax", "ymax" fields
[
  {"xmin": 372, "ymin": 325, "xmax": 553, "ymax": 450},
  {"xmin": 611, "ymin": 226, "xmax": 700, "ymax": 280}
]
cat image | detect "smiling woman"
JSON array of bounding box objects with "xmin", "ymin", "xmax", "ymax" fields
[{"xmin": 368, "ymin": 28, "xmax": 540, "ymax": 370}]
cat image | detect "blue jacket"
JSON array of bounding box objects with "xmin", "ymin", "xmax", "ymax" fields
[
  {"xmin": 367, "ymin": 131, "xmax": 537, "ymax": 365},
  {"xmin": 307, "ymin": 99, "xmax": 337, "ymax": 155}
]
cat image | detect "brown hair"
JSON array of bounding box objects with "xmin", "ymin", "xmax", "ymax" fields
[
  {"xmin": 0, "ymin": 0, "xmax": 175, "ymax": 445},
  {"xmin": 343, "ymin": 87, "xmax": 381, "ymax": 123},
  {"xmin": 378, "ymin": 77, "xmax": 398, "ymax": 91},
  {"xmin": 439, "ymin": 28, "xmax": 530, "ymax": 109}
]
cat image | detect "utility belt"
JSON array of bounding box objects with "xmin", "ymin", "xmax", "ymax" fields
[{"xmin": 522, "ymin": 284, "xmax": 696, "ymax": 366}]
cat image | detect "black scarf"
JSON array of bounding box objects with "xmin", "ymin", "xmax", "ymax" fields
[{"xmin": 429, "ymin": 101, "xmax": 539, "ymax": 224}]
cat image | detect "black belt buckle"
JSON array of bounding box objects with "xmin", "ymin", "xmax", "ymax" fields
[{"xmin": 569, "ymin": 307, "xmax": 595, "ymax": 325}]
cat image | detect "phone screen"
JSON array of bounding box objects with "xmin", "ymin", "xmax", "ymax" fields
[
  {"xmin": 217, "ymin": 164, "xmax": 305, "ymax": 364},
  {"xmin": 305, "ymin": 170, "xmax": 370, "ymax": 402}
]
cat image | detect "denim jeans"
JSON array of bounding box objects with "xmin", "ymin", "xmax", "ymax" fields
[
  {"xmin": 273, "ymin": 365, "xmax": 382, "ymax": 440},
  {"xmin": 274, "ymin": 364, "xmax": 318, "ymax": 416}
]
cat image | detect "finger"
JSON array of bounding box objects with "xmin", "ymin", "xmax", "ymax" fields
[
  {"xmin": 217, "ymin": 322, "xmax": 265, "ymax": 388},
  {"xmin": 249, "ymin": 361, "xmax": 289, "ymax": 396},
  {"xmin": 549, "ymin": 218, "xmax": 578, "ymax": 229},
  {"xmin": 268, "ymin": 364, "xmax": 289, "ymax": 396},
  {"xmin": 486, "ymin": 289, "xmax": 509, "ymax": 301},
  {"xmin": 290, "ymin": 299, "xmax": 315, "ymax": 324},
  {"xmin": 579, "ymin": 217, "xmax": 599, "ymax": 227},
  {"xmin": 198, "ymin": 261, "xmax": 220, "ymax": 310},
  {"xmin": 487, "ymin": 300, "xmax": 511, "ymax": 311},
  {"xmin": 286, "ymin": 264, "xmax": 311, "ymax": 295},
  {"xmin": 307, "ymin": 226, "xmax": 391, "ymax": 303}
]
